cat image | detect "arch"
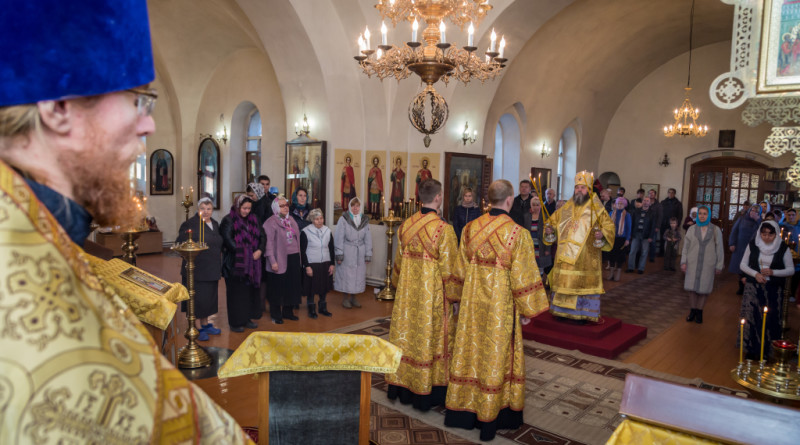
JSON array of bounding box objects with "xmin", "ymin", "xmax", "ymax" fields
[
  {"xmin": 198, "ymin": 138, "xmax": 221, "ymax": 209},
  {"xmin": 598, "ymin": 171, "xmax": 621, "ymax": 188},
  {"xmin": 230, "ymin": 101, "xmax": 258, "ymax": 194},
  {"xmin": 494, "ymin": 122, "xmax": 503, "ymax": 180},
  {"xmin": 497, "ymin": 113, "xmax": 521, "ymax": 186},
  {"xmin": 559, "ymin": 125, "xmax": 578, "ymax": 199}
]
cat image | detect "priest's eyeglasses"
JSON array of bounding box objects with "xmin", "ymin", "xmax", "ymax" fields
[{"xmin": 127, "ymin": 88, "xmax": 158, "ymax": 117}]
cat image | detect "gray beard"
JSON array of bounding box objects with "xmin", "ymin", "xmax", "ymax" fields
[{"xmin": 572, "ymin": 192, "xmax": 589, "ymax": 206}]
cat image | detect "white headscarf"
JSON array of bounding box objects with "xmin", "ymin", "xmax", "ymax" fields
[
  {"xmin": 349, "ymin": 197, "xmax": 362, "ymax": 226},
  {"xmin": 755, "ymin": 220, "xmax": 782, "ymax": 256}
]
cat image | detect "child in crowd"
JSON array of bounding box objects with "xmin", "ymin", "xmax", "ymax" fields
[{"xmin": 663, "ymin": 217, "xmax": 681, "ymax": 271}]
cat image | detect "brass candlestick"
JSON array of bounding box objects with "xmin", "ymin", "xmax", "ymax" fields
[
  {"xmin": 377, "ymin": 210, "xmax": 404, "ymax": 301},
  {"xmin": 114, "ymin": 228, "xmax": 145, "ymax": 266},
  {"xmin": 181, "ymin": 193, "xmax": 194, "ymax": 222},
  {"xmin": 173, "ymin": 237, "xmax": 212, "ymax": 369},
  {"xmin": 731, "ymin": 340, "xmax": 800, "ymax": 401}
]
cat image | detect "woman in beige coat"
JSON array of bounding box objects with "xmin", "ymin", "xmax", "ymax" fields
[{"xmin": 680, "ymin": 205, "xmax": 724, "ymax": 324}]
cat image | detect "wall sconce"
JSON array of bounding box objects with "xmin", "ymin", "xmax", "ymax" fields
[
  {"xmin": 540, "ymin": 143, "xmax": 552, "ymax": 158},
  {"xmin": 295, "ymin": 113, "xmax": 310, "ymax": 137},
  {"xmin": 462, "ymin": 122, "xmax": 477, "ymax": 145},
  {"xmin": 658, "ymin": 153, "xmax": 670, "ymax": 167},
  {"xmin": 200, "ymin": 114, "xmax": 228, "ymax": 145}
]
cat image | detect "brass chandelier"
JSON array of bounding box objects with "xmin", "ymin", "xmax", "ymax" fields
[
  {"xmin": 663, "ymin": 0, "xmax": 708, "ymax": 138},
  {"xmin": 354, "ymin": 0, "xmax": 508, "ymax": 147}
]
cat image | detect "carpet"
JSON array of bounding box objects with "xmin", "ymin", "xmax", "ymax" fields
[{"xmin": 336, "ymin": 317, "xmax": 748, "ymax": 445}]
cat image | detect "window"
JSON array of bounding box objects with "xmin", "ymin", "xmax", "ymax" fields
[
  {"xmin": 560, "ymin": 126, "xmax": 578, "ymax": 199},
  {"xmin": 245, "ymin": 109, "xmax": 262, "ymax": 185},
  {"xmin": 130, "ymin": 136, "xmax": 146, "ymax": 195},
  {"xmin": 557, "ymin": 138, "xmax": 563, "ymax": 199}
]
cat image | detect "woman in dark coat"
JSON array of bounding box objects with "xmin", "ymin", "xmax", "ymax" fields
[
  {"xmin": 300, "ymin": 208, "xmax": 335, "ymax": 318},
  {"xmin": 729, "ymin": 205, "xmax": 761, "ymax": 294},
  {"xmin": 452, "ymin": 188, "xmax": 480, "ymax": 243},
  {"xmin": 176, "ymin": 197, "xmax": 222, "ymax": 341},
  {"xmin": 220, "ymin": 195, "xmax": 265, "ymax": 332},
  {"xmin": 290, "ymin": 187, "xmax": 312, "ymax": 231},
  {"xmin": 263, "ymin": 195, "xmax": 303, "ymax": 324}
]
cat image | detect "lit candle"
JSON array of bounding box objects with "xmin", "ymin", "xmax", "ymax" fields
[
  {"xmin": 490, "ymin": 28, "xmax": 496, "ymax": 52},
  {"xmin": 760, "ymin": 306, "xmax": 768, "ymax": 362},
  {"xmin": 499, "ymin": 35, "xmax": 506, "ymax": 58},
  {"xmin": 468, "ymin": 22, "xmax": 474, "ymax": 47},
  {"xmin": 376, "ymin": 48, "xmax": 383, "ymax": 60},
  {"xmin": 358, "ymin": 35, "xmax": 365, "ymax": 52},
  {"xmin": 381, "ymin": 21, "xmax": 388, "ymax": 46},
  {"xmin": 364, "ymin": 26, "xmax": 371, "ymax": 50},
  {"xmin": 412, "ymin": 18, "xmax": 418, "ymax": 42},
  {"xmin": 439, "ymin": 21, "xmax": 446, "ymax": 44},
  {"xmin": 740, "ymin": 318, "xmax": 745, "ymax": 363}
]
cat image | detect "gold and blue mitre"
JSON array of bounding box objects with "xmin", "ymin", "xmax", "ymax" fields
[
  {"xmin": 0, "ymin": 0, "xmax": 155, "ymax": 106},
  {"xmin": 575, "ymin": 170, "xmax": 594, "ymax": 187}
]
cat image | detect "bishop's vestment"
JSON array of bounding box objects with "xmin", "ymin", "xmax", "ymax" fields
[
  {"xmin": 444, "ymin": 210, "xmax": 548, "ymax": 440},
  {"xmin": 0, "ymin": 161, "xmax": 252, "ymax": 444},
  {"xmin": 386, "ymin": 209, "xmax": 462, "ymax": 409},
  {"xmin": 547, "ymin": 195, "xmax": 616, "ymax": 321}
]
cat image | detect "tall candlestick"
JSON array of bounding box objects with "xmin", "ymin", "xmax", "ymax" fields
[
  {"xmin": 760, "ymin": 306, "xmax": 768, "ymax": 362},
  {"xmin": 740, "ymin": 318, "xmax": 745, "ymax": 363},
  {"xmin": 467, "ymin": 22, "xmax": 474, "ymax": 47}
]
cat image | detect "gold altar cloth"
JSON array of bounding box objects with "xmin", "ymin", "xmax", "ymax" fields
[
  {"xmin": 87, "ymin": 256, "xmax": 188, "ymax": 330},
  {"xmin": 218, "ymin": 332, "xmax": 402, "ymax": 378},
  {"xmin": 606, "ymin": 419, "xmax": 721, "ymax": 445}
]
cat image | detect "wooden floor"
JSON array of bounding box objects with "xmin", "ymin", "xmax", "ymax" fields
[{"xmin": 136, "ymin": 251, "xmax": 800, "ymax": 428}]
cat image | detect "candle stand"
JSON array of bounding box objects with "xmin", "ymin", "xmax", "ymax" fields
[
  {"xmin": 173, "ymin": 237, "xmax": 212, "ymax": 369},
  {"xmin": 731, "ymin": 340, "xmax": 800, "ymax": 402},
  {"xmin": 181, "ymin": 193, "xmax": 194, "ymax": 222},
  {"xmin": 377, "ymin": 211, "xmax": 404, "ymax": 301},
  {"xmin": 115, "ymin": 228, "xmax": 145, "ymax": 266}
]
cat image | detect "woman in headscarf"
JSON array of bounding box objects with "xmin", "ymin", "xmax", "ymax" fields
[
  {"xmin": 220, "ymin": 195, "xmax": 265, "ymax": 332},
  {"xmin": 607, "ymin": 197, "xmax": 631, "ymax": 281},
  {"xmin": 334, "ymin": 197, "xmax": 372, "ymax": 308},
  {"xmin": 300, "ymin": 208, "xmax": 335, "ymax": 318},
  {"xmin": 248, "ymin": 181, "xmax": 270, "ymax": 225},
  {"xmin": 176, "ymin": 197, "xmax": 223, "ymax": 340},
  {"xmin": 680, "ymin": 205, "xmax": 724, "ymax": 324},
  {"xmin": 263, "ymin": 195, "xmax": 303, "ymax": 323},
  {"xmin": 683, "ymin": 206, "xmax": 697, "ymax": 231},
  {"xmin": 290, "ymin": 187, "xmax": 312, "ymax": 231},
  {"xmin": 738, "ymin": 220, "xmax": 794, "ymax": 361},
  {"xmin": 728, "ymin": 205, "xmax": 761, "ymax": 295}
]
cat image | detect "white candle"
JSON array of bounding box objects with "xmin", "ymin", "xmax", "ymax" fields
[
  {"xmin": 358, "ymin": 35, "xmax": 365, "ymax": 52},
  {"xmin": 468, "ymin": 22, "xmax": 474, "ymax": 47},
  {"xmin": 499, "ymin": 36, "xmax": 506, "ymax": 58},
  {"xmin": 376, "ymin": 48, "xmax": 383, "ymax": 60},
  {"xmin": 381, "ymin": 21, "xmax": 388, "ymax": 45},
  {"xmin": 412, "ymin": 18, "xmax": 418, "ymax": 42},
  {"xmin": 439, "ymin": 21, "xmax": 446, "ymax": 44},
  {"xmin": 490, "ymin": 28, "xmax": 497, "ymax": 52},
  {"xmin": 364, "ymin": 26, "xmax": 371, "ymax": 50}
]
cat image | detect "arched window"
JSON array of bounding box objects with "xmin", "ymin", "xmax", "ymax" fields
[
  {"xmin": 495, "ymin": 113, "xmax": 520, "ymax": 186},
  {"xmin": 558, "ymin": 126, "xmax": 578, "ymax": 199},
  {"xmin": 245, "ymin": 109, "xmax": 262, "ymax": 185},
  {"xmin": 130, "ymin": 136, "xmax": 146, "ymax": 195},
  {"xmin": 493, "ymin": 122, "xmax": 503, "ymax": 180}
]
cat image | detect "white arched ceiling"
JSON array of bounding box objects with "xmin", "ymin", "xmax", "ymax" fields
[{"xmin": 486, "ymin": 0, "xmax": 734, "ymax": 181}]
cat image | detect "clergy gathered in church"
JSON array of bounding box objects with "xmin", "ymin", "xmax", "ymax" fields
[{"xmin": 4, "ymin": 1, "xmax": 800, "ymax": 444}]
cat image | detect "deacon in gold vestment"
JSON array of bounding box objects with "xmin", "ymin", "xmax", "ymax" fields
[
  {"xmin": 0, "ymin": 2, "xmax": 252, "ymax": 443},
  {"xmin": 387, "ymin": 178, "xmax": 462, "ymax": 410},
  {"xmin": 445, "ymin": 180, "xmax": 549, "ymax": 442},
  {"xmin": 545, "ymin": 171, "xmax": 616, "ymax": 322}
]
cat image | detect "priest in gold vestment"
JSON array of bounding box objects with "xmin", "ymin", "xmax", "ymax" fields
[
  {"xmin": 445, "ymin": 180, "xmax": 549, "ymax": 442},
  {"xmin": 545, "ymin": 171, "xmax": 616, "ymax": 322},
  {"xmin": 0, "ymin": 2, "xmax": 252, "ymax": 443},
  {"xmin": 387, "ymin": 178, "xmax": 462, "ymax": 410}
]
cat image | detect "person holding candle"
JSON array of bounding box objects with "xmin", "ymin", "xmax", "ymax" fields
[
  {"xmin": 680, "ymin": 205, "xmax": 724, "ymax": 324},
  {"xmin": 738, "ymin": 220, "xmax": 794, "ymax": 361},
  {"xmin": 263, "ymin": 195, "xmax": 303, "ymax": 323},
  {"xmin": 176, "ymin": 197, "xmax": 223, "ymax": 340},
  {"xmin": 220, "ymin": 195, "xmax": 265, "ymax": 332}
]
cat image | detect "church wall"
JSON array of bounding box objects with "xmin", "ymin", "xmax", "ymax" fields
[{"xmin": 598, "ymin": 41, "xmax": 791, "ymax": 209}]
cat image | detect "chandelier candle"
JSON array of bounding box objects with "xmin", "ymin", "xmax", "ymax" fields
[
  {"xmin": 468, "ymin": 22, "xmax": 474, "ymax": 47},
  {"xmin": 490, "ymin": 28, "xmax": 496, "ymax": 51},
  {"xmin": 499, "ymin": 36, "xmax": 505, "ymax": 58},
  {"xmin": 412, "ymin": 18, "xmax": 418, "ymax": 42},
  {"xmin": 381, "ymin": 21, "xmax": 388, "ymax": 45},
  {"xmin": 439, "ymin": 21, "xmax": 446, "ymax": 44}
]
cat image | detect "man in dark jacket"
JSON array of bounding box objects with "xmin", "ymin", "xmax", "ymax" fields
[
  {"xmin": 659, "ymin": 187, "xmax": 683, "ymax": 253},
  {"xmin": 509, "ymin": 179, "xmax": 534, "ymax": 227},
  {"xmin": 627, "ymin": 197, "xmax": 655, "ymax": 274},
  {"xmin": 628, "ymin": 188, "xmax": 645, "ymax": 214},
  {"xmin": 252, "ymin": 174, "xmax": 274, "ymax": 224}
]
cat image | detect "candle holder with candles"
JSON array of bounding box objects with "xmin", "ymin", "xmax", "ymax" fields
[
  {"xmin": 591, "ymin": 225, "xmax": 605, "ymax": 248},
  {"xmin": 113, "ymin": 195, "xmax": 150, "ymax": 266},
  {"xmin": 172, "ymin": 234, "xmax": 212, "ymax": 369},
  {"xmin": 377, "ymin": 210, "xmax": 404, "ymax": 301},
  {"xmin": 732, "ymin": 340, "xmax": 800, "ymax": 401},
  {"xmin": 181, "ymin": 191, "xmax": 194, "ymax": 222}
]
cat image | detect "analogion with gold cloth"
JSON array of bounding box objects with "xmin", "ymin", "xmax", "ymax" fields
[
  {"xmin": 548, "ymin": 171, "xmax": 616, "ymax": 321},
  {"xmin": 445, "ymin": 212, "xmax": 549, "ymax": 427},
  {"xmin": 0, "ymin": 161, "xmax": 252, "ymax": 445},
  {"xmin": 607, "ymin": 419, "xmax": 719, "ymax": 445},
  {"xmin": 218, "ymin": 332, "xmax": 402, "ymax": 377},
  {"xmin": 386, "ymin": 210, "xmax": 462, "ymax": 407},
  {"xmin": 88, "ymin": 257, "xmax": 188, "ymax": 330}
]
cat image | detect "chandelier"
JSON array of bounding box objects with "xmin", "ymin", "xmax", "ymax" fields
[
  {"xmin": 354, "ymin": 0, "xmax": 507, "ymax": 147},
  {"xmin": 663, "ymin": 0, "xmax": 708, "ymax": 138}
]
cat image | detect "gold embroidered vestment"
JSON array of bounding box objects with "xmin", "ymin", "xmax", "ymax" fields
[
  {"xmin": 445, "ymin": 213, "xmax": 549, "ymax": 421},
  {"xmin": 386, "ymin": 211, "xmax": 462, "ymax": 395}
]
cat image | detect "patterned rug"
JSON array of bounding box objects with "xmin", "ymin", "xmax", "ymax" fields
[{"xmin": 337, "ymin": 317, "xmax": 747, "ymax": 445}]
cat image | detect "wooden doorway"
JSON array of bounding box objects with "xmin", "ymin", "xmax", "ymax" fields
[{"xmin": 688, "ymin": 157, "xmax": 767, "ymax": 247}]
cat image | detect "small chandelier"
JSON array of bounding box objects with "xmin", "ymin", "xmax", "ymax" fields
[
  {"xmin": 540, "ymin": 143, "xmax": 551, "ymax": 158},
  {"xmin": 462, "ymin": 121, "xmax": 477, "ymax": 145},
  {"xmin": 355, "ymin": 1, "xmax": 508, "ymax": 147},
  {"xmin": 663, "ymin": 0, "xmax": 708, "ymax": 138},
  {"xmin": 658, "ymin": 153, "xmax": 670, "ymax": 167},
  {"xmin": 294, "ymin": 113, "xmax": 310, "ymax": 137}
]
